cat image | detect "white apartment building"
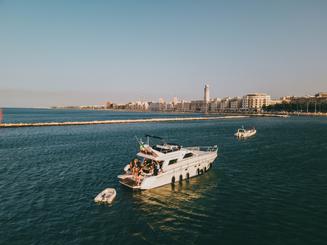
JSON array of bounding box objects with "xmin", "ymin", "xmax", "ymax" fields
[
  {"xmin": 220, "ymin": 97, "xmax": 231, "ymax": 110},
  {"xmin": 242, "ymin": 93, "xmax": 271, "ymax": 110},
  {"xmin": 149, "ymin": 99, "xmax": 166, "ymax": 111},
  {"xmin": 127, "ymin": 101, "xmax": 149, "ymax": 111},
  {"xmin": 208, "ymin": 98, "xmax": 221, "ymax": 112}
]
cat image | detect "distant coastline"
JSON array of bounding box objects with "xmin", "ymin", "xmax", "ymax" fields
[
  {"xmin": 50, "ymin": 107, "xmax": 327, "ymax": 117},
  {"xmin": 3, "ymin": 107, "xmax": 327, "ymax": 118}
]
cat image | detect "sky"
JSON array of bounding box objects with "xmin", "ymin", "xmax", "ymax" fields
[{"xmin": 0, "ymin": 0, "xmax": 327, "ymax": 107}]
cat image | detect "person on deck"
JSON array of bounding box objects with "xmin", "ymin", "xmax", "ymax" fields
[
  {"xmin": 153, "ymin": 163, "xmax": 158, "ymax": 176},
  {"xmin": 134, "ymin": 166, "xmax": 143, "ymax": 185},
  {"xmin": 128, "ymin": 160, "xmax": 134, "ymax": 173}
]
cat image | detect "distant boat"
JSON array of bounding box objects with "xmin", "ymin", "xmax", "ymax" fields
[{"xmin": 235, "ymin": 126, "xmax": 256, "ymax": 138}]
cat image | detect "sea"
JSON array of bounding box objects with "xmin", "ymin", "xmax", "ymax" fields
[{"xmin": 1, "ymin": 108, "xmax": 327, "ymax": 245}]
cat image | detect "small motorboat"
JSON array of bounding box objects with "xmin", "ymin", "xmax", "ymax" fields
[
  {"xmin": 94, "ymin": 188, "xmax": 116, "ymax": 204},
  {"xmin": 235, "ymin": 126, "xmax": 256, "ymax": 138}
]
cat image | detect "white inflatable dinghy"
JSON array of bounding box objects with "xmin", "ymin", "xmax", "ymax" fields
[{"xmin": 94, "ymin": 188, "xmax": 116, "ymax": 204}]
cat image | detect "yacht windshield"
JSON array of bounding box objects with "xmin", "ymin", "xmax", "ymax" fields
[{"xmin": 152, "ymin": 144, "xmax": 180, "ymax": 154}]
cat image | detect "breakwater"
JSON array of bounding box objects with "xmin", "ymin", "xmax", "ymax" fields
[
  {"xmin": 0, "ymin": 113, "xmax": 291, "ymax": 128},
  {"xmin": 0, "ymin": 116, "xmax": 250, "ymax": 128}
]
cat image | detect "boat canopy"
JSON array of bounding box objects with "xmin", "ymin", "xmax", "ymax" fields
[{"xmin": 152, "ymin": 144, "xmax": 181, "ymax": 154}]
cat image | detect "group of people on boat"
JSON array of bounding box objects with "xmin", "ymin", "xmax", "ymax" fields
[{"xmin": 127, "ymin": 158, "xmax": 163, "ymax": 185}]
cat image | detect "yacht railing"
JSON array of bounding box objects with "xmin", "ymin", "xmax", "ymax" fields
[{"xmin": 184, "ymin": 145, "xmax": 218, "ymax": 152}]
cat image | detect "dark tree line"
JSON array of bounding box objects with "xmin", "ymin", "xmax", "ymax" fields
[{"xmin": 263, "ymin": 102, "xmax": 327, "ymax": 113}]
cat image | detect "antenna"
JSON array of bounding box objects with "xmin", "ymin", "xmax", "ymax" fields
[{"xmin": 134, "ymin": 136, "xmax": 143, "ymax": 146}]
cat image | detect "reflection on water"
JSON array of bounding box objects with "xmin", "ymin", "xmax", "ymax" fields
[
  {"xmin": 131, "ymin": 173, "xmax": 219, "ymax": 237},
  {"xmin": 134, "ymin": 180, "xmax": 204, "ymax": 205}
]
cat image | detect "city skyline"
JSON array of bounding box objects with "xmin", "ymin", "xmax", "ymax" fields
[
  {"xmin": 1, "ymin": 0, "xmax": 327, "ymax": 107},
  {"xmin": 55, "ymin": 84, "xmax": 327, "ymax": 115}
]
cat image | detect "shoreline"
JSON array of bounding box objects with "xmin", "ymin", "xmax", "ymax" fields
[
  {"xmin": 50, "ymin": 108, "xmax": 327, "ymax": 117},
  {"xmin": 3, "ymin": 107, "xmax": 327, "ymax": 117}
]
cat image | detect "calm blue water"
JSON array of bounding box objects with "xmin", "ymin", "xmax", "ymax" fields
[{"xmin": 1, "ymin": 109, "xmax": 327, "ymax": 245}]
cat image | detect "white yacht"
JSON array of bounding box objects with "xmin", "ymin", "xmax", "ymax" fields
[
  {"xmin": 118, "ymin": 135, "xmax": 218, "ymax": 190},
  {"xmin": 234, "ymin": 126, "xmax": 256, "ymax": 138}
]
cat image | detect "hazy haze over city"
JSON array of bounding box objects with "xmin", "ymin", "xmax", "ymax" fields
[{"xmin": 0, "ymin": 0, "xmax": 326, "ymax": 107}]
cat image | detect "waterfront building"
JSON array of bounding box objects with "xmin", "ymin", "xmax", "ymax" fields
[
  {"xmin": 175, "ymin": 100, "xmax": 191, "ymax": 112},
  {"xmin": 315, "ymin": 92, "xmax": 327, "ymax": 98},
  {"xmin": 149, "ymin": 98, "xmax": 167, "ymax": 111},
  {"xmin": 112, "ymin": 104, "xmax": 127, "ymax": 110},
  {"xmin": 265, "ymin": 93, "xmax": 327, "ymax": 113},
  {"xmin": 159, "ymin": 100, "xmax": 167, "ymax": 111},
  {"xmin": 143, "ymin": 102, "xmax": 149, "ymax": 111},
  {"xmin": 105, "ymin": 101, "xmax": 114, "ymax": 109},
  {"xmin": 242, "ymin": 93, "xmax": 271, "ymax": 110},
  {"xmin": 172, "ymin": 97, "xmax": 179, "ymax": 106},
  {"xmin": 166, "ymin": 103, "xmax": 174, "ymax": 111},
  {"xmin": 289, "ymin": 96, "xmax": 315, "ymax": 104},
  {"xmin": 190, "ymin": 100, "xmax": 205, "ymax": 112},
  {"xmin": 229, "ymin": 97, "xmax": 242, "ymax": 111},
  {"xmin": 127, "ymin": 101, "xmax": 149, "ymax": 111},
  {"xmin": 80, "ymin": 105, "xmax": 105, "ymax": 110},
  {"xmin": 220, "ymin": 97, "xmax": 231, "ymax": 111},
  {"xmin": 149, "ymin": 102, "xmax": 159, "ymax": 111},
  {"xmin": 208, "ymin": 98, "xmax": 221, "ymax": 112},
  {"xmin": 281, "ymin": 96, "xmax": 292, "ymax": 103},
  {"xmin": 288, "ymin": 94, "xmax": 327, "ymax": 112},
  {"xmin": 270, "ymin": 99, "xmax": 283, "ymax": 105}
]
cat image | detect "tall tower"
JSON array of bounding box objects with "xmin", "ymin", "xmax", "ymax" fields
[
  {"xmin": 203, "ymin": 84, "xmax": 210, "ymax": 113},
  {"xmin": 204, "ymin": 84, "xmax": 210, "ymax": 103}
]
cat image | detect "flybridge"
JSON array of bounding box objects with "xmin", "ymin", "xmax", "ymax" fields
[
  {"xmin": 140, "ymin": 135, "xmax": 181, "ymax": 154},
  {"xmin": 152, "ymin": 144, "xmax": 181, "ymax": 154}
]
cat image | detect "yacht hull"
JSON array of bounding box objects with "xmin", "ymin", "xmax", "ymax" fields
[{"xmin": 140, "ymin": 151, "xmax": 217, "ymax": 190}]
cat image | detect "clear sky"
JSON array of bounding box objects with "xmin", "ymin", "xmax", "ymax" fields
[{"xmin": 1, "ymin": 0, "xmax": 326, "ymax": 107}]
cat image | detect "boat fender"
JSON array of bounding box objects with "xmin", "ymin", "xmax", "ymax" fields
[{"xmin": 171, "ymin": 176, "xmax": 175, "ymax": 184}]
